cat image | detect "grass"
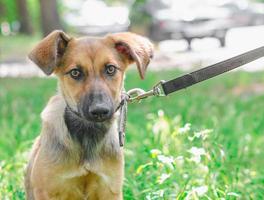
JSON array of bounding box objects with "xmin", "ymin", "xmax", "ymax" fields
[
  {"xmin": 0, "ymin": 34, "xmax": 40, "ymax": 62},
  {"xmin": 0, "ymin": 70, "xmax": 264, "ymax": 199}
]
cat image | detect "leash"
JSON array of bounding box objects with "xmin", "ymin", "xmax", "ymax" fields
[{"xmin": 117, "ymin": 45, "xmax": 264, "ymax": 146}]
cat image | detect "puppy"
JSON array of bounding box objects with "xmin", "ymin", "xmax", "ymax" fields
[{"xmin": 24, "ymin": 30, "xmax": 153, "ymax": 200}]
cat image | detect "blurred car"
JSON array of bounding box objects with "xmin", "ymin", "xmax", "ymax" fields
[
  {"xmin": 145, "ymin": 0, "xmax": 264, "ymax": 48},
  {"xmin": 63, "ymin": 0, "xmax": 130, "ymax": 35}
]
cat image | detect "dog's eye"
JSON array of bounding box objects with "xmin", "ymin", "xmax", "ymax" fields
[
  {"xmin": 105, "ymin": 64, "xmax": 117, "ymax": 76},
  {"xmin": 69, "ymin": 69, "xmax": 83, "ymax": 80}
]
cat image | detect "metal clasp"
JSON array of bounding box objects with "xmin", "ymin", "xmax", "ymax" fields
[
  {"xmin": 152, "ymin": 80, "xmax": 166, "ymax": 97},
  {"xmin": 127, "ymin": 80, "xmax": 166, "ymax": 103}
]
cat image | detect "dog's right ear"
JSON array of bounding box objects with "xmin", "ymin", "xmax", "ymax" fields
[{"xmin": 28, "ymin": 30, "xmax": 71, "ymax": 75}]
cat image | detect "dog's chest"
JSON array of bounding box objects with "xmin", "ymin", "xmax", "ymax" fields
[
  {"xmin": 61, "ymin": 161, "xmax": 104, "ymax": 179},
  {"xmin": 59, "ymin": 163, "xmax": 112, "ymax": 198},
  {"xmin": 62, "ymin": 166, "xmax": 88, "ymax": 179}
]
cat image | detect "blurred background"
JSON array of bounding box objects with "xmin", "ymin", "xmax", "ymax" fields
[
  {"xmin": 1, "ymin": 0, "xmax": 264, "ymax": 75},
  {"xmin": 1, "ymin": 0, "xmax": 264, "ymax": 199}
]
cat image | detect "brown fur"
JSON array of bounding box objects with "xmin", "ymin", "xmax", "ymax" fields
[{"xmin": 25, "ymin": 30, "xmax": 153, "ymax": 200}]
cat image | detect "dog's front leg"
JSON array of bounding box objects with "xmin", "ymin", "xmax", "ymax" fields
[{"xmin": 98, "ymin": 162, "xmax": 124, "ymax": 200}]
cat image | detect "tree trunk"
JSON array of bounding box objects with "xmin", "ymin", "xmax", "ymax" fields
[
  {"xmin": 39, "ymin": 0, "xmax": 62, "ymax": 36},
  {"xmin": 16, "ymin": 0, "xmax": 33, "ymax": 35},
  {"xmin": 0, "ymin": 2, "xmax": 5, "ymax": 18}
]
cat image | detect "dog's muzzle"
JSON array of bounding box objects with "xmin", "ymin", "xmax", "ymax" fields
[
  {"xmin": 81, "ymin": 91, "xmax": 114, "ymax": 122},
  {"xmin": 87, "ymin": 103, "xmax": 112, "ymax": 122}
]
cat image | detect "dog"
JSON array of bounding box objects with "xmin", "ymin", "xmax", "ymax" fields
[{"xmin": 24, "ymin": 30, "xmax": 153, "ymax": 200}]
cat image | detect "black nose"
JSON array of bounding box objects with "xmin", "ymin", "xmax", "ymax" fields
[{"xmin": 88, "ymin": 104, "xmax": 111, "ymax": 122}]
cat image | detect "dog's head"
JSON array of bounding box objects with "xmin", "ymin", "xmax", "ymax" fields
[{"xmin": 29, "ymin": 30, "xmax": 153, "ymax": 122}]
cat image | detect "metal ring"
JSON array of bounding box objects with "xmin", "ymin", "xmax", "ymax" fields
[{"xmin": 127, "ymin": 88, "xmax": 146, "ymax": 96}]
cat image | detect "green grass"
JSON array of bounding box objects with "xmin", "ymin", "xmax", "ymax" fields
[
  {"xmin": 0, "ymin": 70, "xmax": 264, "ymax": 199},
  {"xmin": 0, "ymin": 34, "xmax": 40, "ymax": 62}
]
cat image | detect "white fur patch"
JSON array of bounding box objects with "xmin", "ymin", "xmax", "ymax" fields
[{"xmin": 61, "ymin": 167, "xmax": 88, "ymax": 179}]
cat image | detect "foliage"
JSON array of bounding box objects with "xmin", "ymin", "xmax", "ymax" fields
[
  {"xmin": 125, "ymin": 111, "xmax": 263, "ymax": 199},
  {"xmin": 0, "ymin": 0, "xmax": 40, "ymax": 33},
  {"xmin": 0, "ymin": 151, "xmax": 27, "ymax": 199},
  {"xmin": 129, "ymin": 0, "xmax": 151, "ymax": 31},
  {"xmin": 27, "ymin": 0, "xmax": 41, "ymax": 33},
  {"xmin": 0, "ymin": 0, "xmax": 18, "ymax": 23},
  {"xmin": 97, "ymin": 0, "xmax": 151, "ymax": 32},
  {"xmin": 0, "ymin": 70, "xmax": 264, "ymax": 199},
  {"xmin": 0, "ymin": 0, "xmax": 63, "ymax": 34}
]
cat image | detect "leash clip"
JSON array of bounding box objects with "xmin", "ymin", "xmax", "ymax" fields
[
  {"xmin": 153, "ymin": 80, "xmax": 166, "ymax": 97},
  {"xmin": 117, "ymin": 81, "xmax": 166, "ymax": 146},
  {"xmin": 127, "ymin": 80, "xmax": 166, "ymax": 103}
]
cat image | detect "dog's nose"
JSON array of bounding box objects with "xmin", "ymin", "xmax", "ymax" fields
[{"xmin": 88, "ymin": 105, "xmax": 111, "ymax": 122}]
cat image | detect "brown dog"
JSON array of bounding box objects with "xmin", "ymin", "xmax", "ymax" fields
[{"xmin": 24, "ymin": 30, "xmax": 153, "ymax": 199}]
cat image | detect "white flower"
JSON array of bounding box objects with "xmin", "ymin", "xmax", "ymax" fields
[
  {"xmin": 245, "ymin": 134, "xmax": 251, "ymax": 142},
  {"xmin": 157, "ymin": 173, "xmax": 171, "ymax": 184},
  {"xmin": 183, "ymin": 173, "xmax": 189, "ymax": 179},
  {"xmin": 188, "ymin": 129, "xmax": 212, "ymax": 141},
  {"xmin": 175, "ymin": 156, "xmax": 184, "ymax": 166},
  {"xmin": 157, "ymin": 155, "xmax": 174, "ymax": 169},
  {"xmin": 179, "ymin": 123, "xmax": 191, "ymax": 135},
  {"xmin": 186, "ymin": 186, "xmax": 208, "ymax": 200},
  {"xmin": 193, "ymin": 186, "xmax": 208, "ymax": 196},
  {"xmin": 197, "ymin": 164, "xmax": 209, "ymax": 174},
  {"xmin": 157, "ymin": 155, "xmax": 174, "ymax": 164},
  {"xmin": 158, "ymin": 110, "xmax": 165, "ymax": 117},
  {"xmin": 188, "ymin": 147, "xmax": 206, "ymax": 163},
  {"xmin": 152, "ymin": 119, "xmax": 169, "ymax": 135},
  {"xmin": 220, "ymin": 148, "xmax": 225, "ymax": 159},
  {"xmin": 146, "ymin": 195, "xmax": 151, "ymax": 200}
]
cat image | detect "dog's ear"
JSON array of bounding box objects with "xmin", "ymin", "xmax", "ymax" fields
[
  {"xmin": 28, "ymin": 30, "xmax": 71, "ymax": 75},
  {"xmin": 107, "ymin": 32, "xmax": 154, "ymax": 79}
]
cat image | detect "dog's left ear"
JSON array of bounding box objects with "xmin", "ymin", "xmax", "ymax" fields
[
  {"xmin": 107, "ymin": 32, "xmax": 154, "ymax": 79},
  {"xmin": 28, "ymin": 30, "xmax": 71, "ymax": 75}
]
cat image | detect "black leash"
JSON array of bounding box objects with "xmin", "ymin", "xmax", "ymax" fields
[
  {"xmin": 161, "ymin": 46, "xmax": 264, "ymax": 95},
  {"xmin": 118, "ymin": 46, "xmax": 264, "ymax": 146}
]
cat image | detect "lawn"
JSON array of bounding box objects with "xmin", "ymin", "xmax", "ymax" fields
[
  {"xmin": 0, "ymin": 35, "xmax": 40, "ymax": 62},
  {"xmin": 0, "ymin": 70, "xmax": 264, "ymax": 199}
]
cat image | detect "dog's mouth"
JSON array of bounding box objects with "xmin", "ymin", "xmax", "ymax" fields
[
  {"xmin": 64, "ymin": 106, "xmax": 110, "ymax": 134},
  {"xmin": 77, "ymin": 92, "xmax": 116, "ymax": 123}
]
